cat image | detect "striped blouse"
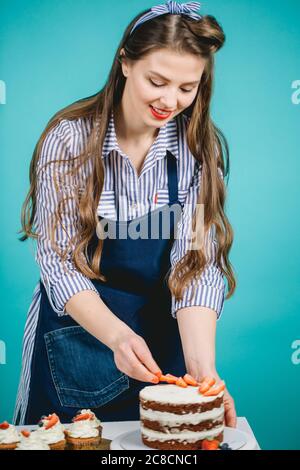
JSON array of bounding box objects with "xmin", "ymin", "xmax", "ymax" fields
[{"xmin": 13, "ymin": 109, "xmax": 226, "ymax": 425}]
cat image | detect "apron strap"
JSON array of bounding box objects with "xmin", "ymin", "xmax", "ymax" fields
[{"xmin": 166, "ymin": 149, "xmax": 179, "ymax": 205}]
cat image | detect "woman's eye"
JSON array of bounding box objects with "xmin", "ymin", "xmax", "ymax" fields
[
  {"xmin": 149, "ymin": 79, "xmax": 193, "ymax": 93},
  {"xmin": 149, "ymin": 79, "xmax": 163, "ymax": 87}
]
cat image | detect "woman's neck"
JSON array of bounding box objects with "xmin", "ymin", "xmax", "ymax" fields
[{"xmin": 113, "ymin": 102, "xmax": 159, "ymax": 146}]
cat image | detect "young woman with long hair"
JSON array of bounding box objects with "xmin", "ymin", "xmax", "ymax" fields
[{"xmin": 14, "ymin": 1, "xmax": 237, "ymax": 429}]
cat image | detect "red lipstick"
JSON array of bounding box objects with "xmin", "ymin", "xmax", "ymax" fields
[{"xmin": 149, "ymin": 105, "xmax": 172, "ymax": 120}]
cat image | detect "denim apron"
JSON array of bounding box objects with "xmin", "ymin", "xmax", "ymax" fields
[{"xmin": 24, "ymin": 150, "xmax": 186, "ymax": 424}]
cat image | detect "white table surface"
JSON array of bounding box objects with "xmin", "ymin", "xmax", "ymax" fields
[{"xmin": 101, "ymin": 417, "xmax": 261, "ymax": 450}]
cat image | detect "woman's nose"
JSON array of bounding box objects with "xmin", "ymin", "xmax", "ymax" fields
[{"xmin": 158, "ymin": 93, "xmax": 178, "ymax": 110}]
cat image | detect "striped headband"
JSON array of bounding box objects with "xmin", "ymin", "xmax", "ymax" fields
[{"xmin": 129, "ymin": 0, "xmax": 203, "ymax": 36}]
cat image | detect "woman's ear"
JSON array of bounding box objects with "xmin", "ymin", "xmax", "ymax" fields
[{"xmin": 119, "ymin": 48, "xmax": 129, "ymax": 77}]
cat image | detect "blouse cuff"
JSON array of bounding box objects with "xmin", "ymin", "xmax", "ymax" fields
[
  {"xmin": 171, "ymin": 284, "xmax": 226, "ymax": 321},
  {"xmin": 42, "ymin": 272, "xmax": 100, "ymax": 316}
]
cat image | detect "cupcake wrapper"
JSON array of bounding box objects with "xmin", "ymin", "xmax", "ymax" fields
[
  {"xmin": 0, "ymin": 442, "xmax": 19, "ymax": 450},
  {"xmin": 49, "ymin": 439, "xmax": 66, "ymax": 450},
  {"xmin": 66, "ymin": 436, "xmax": 101, "ymax": 450}
]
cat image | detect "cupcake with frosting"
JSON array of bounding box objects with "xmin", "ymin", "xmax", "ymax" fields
[
  {"xmin": 35, "ymin": 413, "xmax": 66, "ymax": 450},
  {"xmin": 0, "ymin": 421, "xmax": 20, "ymax": 450},
  {"xmin": 15, "ymin": 430, "xmax": 50, "ymax": 450},
  {"xmin": 65, "ymin": 409, "xmax": 102, "ymax": 450}
]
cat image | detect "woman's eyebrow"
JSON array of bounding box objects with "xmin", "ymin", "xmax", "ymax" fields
[{"xmin": 148, "ymin": 70, "xmax": 200, "ymax": 85}]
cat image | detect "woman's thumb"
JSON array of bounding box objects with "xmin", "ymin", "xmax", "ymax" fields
[{"xmin": 134, "ymin": 339, "xmax": 162, "ymax": 379}]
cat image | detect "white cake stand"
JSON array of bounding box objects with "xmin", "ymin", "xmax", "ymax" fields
[{"xmin": 110, "ymin": 426, "xmax": 258, "ymax": 450}]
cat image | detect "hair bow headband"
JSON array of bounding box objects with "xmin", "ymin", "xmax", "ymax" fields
[{"xmin": 129, "ymin": 0, "xmax": 202, "ymax": 36}]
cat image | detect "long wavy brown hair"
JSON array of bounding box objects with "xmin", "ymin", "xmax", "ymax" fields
[{"xmin": 19, "ymin": 8, "xmax": 236, "ymax": 305}]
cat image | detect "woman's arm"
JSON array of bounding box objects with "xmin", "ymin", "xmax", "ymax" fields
[
  {"xmin": 177, "ymin": 305, "xmax": 237, "ymax": 428},
  {"xmin": 65, "ymin": 290, "xmax": 161, "ymax": 383},
  {"xmin": 176, "ymin": 305, "xmax": 217, "ymax": 379},
  {"xmin": 65, "ymin": 289, "xmax": 133, "ymax": 351}
]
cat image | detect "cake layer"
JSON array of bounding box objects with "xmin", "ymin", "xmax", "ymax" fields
[
  {"xmin": 141, "ymin": 424, "xmax": 224, "ymax": 443},
  {"xmin": 140, "ymin": 396, "xmax": 223, "ymax": 414},
  {"xmin": 140, "ymin": 384, "xmax": 224, "ymax": 405},
  {"xmin": 142, "ymin": 431, "xmax": 224, "ymax": 451},
  {"xmin": 141, "ymin": 418, "xmax": 224, "ymax": 433},
  {"xmin": 140, "ymin": 404, "xmax": 224, "ymax": 425}
]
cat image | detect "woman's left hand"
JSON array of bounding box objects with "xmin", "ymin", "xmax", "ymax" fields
[
  {"xmin": 212, "ymin": 371, "xmax": 237, "ymax": 427},
  {"xmin": 210, "ymin": 370, "xmax": 237, "ymax": 427},
  {"xmin": 195, "ymin": 370, "xmax": 237, "ymax": 428},
  {"xmin": 222, "ymin": 386, "xmax": 237, "ymax": 428}
]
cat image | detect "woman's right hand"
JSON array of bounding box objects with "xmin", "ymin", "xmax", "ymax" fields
[{"xmin": 111, "ymin": 327, "xmax": 162, "ymax": 384}]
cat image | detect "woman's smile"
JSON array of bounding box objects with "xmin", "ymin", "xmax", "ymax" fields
[{"xmin": 149, "ymin": 104, "xmax": 173, "ymax": 119}]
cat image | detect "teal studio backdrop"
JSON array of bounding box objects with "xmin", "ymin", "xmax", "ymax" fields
[{"xmin": 0, "ymin": 0, "xmax": 299, "ymax": 450}]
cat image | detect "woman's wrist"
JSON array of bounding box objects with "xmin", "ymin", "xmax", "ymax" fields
[{"xmin": 108, "ymin": 322, "xmax": 134, "ymax": 352}]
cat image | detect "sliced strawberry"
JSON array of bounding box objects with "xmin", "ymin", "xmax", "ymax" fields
[
  {"xmin": 183, "ymin": 374, "xmax": 198, "ymax": 386},
  {"xmin": 201, "ymin": 439, "xmax": 220, "ymax": 450},
  {"xmin": 165, "ymin": 374, "xmax": 178, "ymax": 383},
  {"xmin": 176, "ymin": 377, "xmax": 188, "ymax": 388},
  {"xmin": 198, "ymin": 376, "xmax": 216, "ymax": 394},
  {"xmin": 44, "ymin": 413, "xmax": 59, "ymax": 429},
  {"xmin": 199, "ymin": 376, "xmax": 216, "ymax": 387},
  {"xmin": 203, "ymin": 381, "xmax": 226, "ymax": 396},
  {"xmin": 0, "ymin": 421, "xmax": 10, "ymax": 430},
  {"xmin": 159, "ymin": 374, "xmax": 172, "ymax": 383},
  {"xmin": 198, "ymin": 382, "xmax": 211, "ymax": 394},
  {"xmin": 73, "ymin": 412, "xmax": 94, "ymax": 422},
  {"xmin": 21, "ymin": 430, "xmax": 31, "ymax": 438}
]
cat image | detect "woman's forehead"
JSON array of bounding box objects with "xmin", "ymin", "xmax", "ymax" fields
[{"xmin": 137, "ymin": 50, "xmax": 206, "ymax": 82}]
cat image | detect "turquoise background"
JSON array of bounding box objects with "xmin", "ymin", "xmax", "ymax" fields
[{"xmin": 0, "ymin": 0, "xmax": 299, "ymax": 450}]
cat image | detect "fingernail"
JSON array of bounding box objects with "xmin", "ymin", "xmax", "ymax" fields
[{"xmin": 151, "ymin": 377, "xmax": 159, "ymax": 384}]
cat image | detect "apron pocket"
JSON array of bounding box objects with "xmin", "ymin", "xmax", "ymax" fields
[{"xmin": 44, "ymin": 326, "xmax": 129, "ymax": 408}]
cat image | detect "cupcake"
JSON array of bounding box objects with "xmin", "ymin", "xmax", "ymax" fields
[
  {"xmin": 0, "ymin": 421, "xmax": 20, "ymax": 450},
  {"xmin": 35, "ymin": 413, "xmax": 66, "ymax": 450},
  {"xmin": 74, "ymin": 409, "xmax": 102, "ymax": 434},
  {"xmin": 65, "ymin": 410, "xmax": 102, "ymax": 450},
  {"xmin": 15, "ymin": 430, "xmax": 50, "ymax": 450}
]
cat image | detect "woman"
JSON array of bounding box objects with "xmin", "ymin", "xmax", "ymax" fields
[{"xmin": 14, "ymin": 0, "xmax": 237, "ymax": 427}]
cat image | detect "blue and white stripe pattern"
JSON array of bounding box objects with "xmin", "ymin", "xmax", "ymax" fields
[
  {"xmin": 13, "ymin": 109, "xmax": 225, "ymax": 425},
  {"xmin": 129, "ymin": 0, "xmax": 202, "ymax": 36}
]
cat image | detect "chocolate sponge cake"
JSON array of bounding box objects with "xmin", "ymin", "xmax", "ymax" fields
[{"xmin": 139, "ymin": 384, "xmax": 225, "ymax": 450}]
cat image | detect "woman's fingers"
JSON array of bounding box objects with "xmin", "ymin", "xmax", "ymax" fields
[
  {"xmin": 225, "ymin": 406, "xmax": 237, "ymax": 427},
  {"xmin": 133, "ymin": 337, "xmax": 162, "ymax": 378},
  {"xmin": 124, "ymin": 346, "xmax": 160, "ymax": 383},
  {"xmin": 114, "ymin": 334, "xmax": 161, "ymax": 383},
  {"xmin": 224, "ymin": 390, "xmax": 237, "ymax": 427},
  {"xmin": 200, "ymin": 374, "xmax": 237, "ymax": 428}
]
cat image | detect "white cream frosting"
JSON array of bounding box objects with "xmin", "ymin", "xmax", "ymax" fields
[
  {"xmin": 140, "ymin": 404, "xmax": 224, "ymax": 425},
  {"xmin": 15, "ymin": 432, "xmax": 50, "ymax": 450},
  {"xmin": 76, "ymin": 409, "xmax": 102, "ymax": 429},
  {"xmin": 66, "ymin": 421, "xmax": 99, "ymax": 439},
  {"xmin": 0, "ymin": 424, "xmax": 20, "ymax": 445},
  {"xmin": 36, "ymin": 422, "xmax": 66, "ymax": 445},
  {"xmin": 141, "ymin": 424, "xmax": 224, "ymax": 443},
  {"xmin": 140, "ymin": 384, "xmax": 224, "ymax": 405}
]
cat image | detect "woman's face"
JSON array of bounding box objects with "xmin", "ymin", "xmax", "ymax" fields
[{"xmin": 120, "ymin": 48, "xmax": 206, "ymax": 126}]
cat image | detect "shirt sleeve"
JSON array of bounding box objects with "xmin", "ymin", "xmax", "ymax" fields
[
  {"xmin": 170, "ymin": 163, "xmax": 226, "ymax": 320},
  {"xmin": 34, "ymin": 119, "xmax": 100, "ymax": 316}
]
